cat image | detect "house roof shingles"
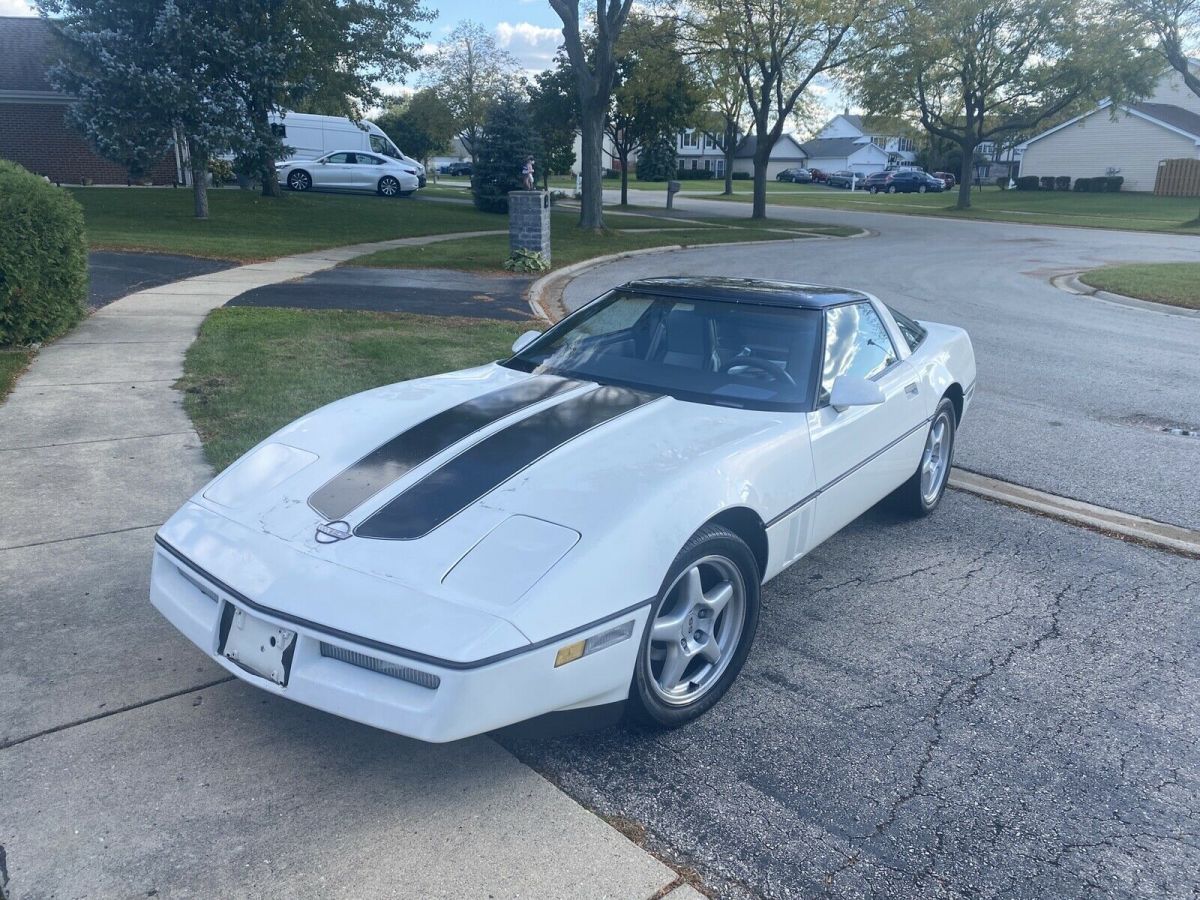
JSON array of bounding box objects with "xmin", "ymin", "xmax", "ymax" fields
[
  {"xmin": 733, "ymin": 133, "xmax": 807, "ymax": 159},
  {"xmin": 799, "ymin": 137, "xmax": 885, "ymax": 158},
  {"xmin": 0, "ymin": 16, "xmax": 59, "ymax": 94}
]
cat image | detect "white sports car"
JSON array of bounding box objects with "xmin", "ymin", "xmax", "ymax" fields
[{"xmin": 151, "ymin": 278, "xmax": 976, "ymax": 742}]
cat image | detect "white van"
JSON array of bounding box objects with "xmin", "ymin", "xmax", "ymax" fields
[{"xmin": 269, "ymin": 111, "xmax": 426, "ymax": 186}]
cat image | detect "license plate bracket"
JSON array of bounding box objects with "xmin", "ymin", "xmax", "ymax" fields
[{"xmin": 218, "ymin": 603, "xmax": 297, "ymax": 687}]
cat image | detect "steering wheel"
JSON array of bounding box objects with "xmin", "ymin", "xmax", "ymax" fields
[{"xmin": 719, "ymin": 356, "xmax": 796, "ymax": 386}]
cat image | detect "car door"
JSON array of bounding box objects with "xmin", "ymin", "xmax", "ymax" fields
[
  {"xmin": 807, "ymin": 301, "xmax": 929, "ymax": 546},
  {"xmin": 315, "ymin": 153, "xmax": 351, "ymax": 187},
  {"xmin": 345, "ymin": 153, "xmax": 376, "ymax": 190}
]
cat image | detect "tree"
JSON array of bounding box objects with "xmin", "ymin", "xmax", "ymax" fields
[
  {"xmin": 471, "ymin": 91, "xmax": 542, "ymax": 213},
  {"xmin": 424, "ymin": 21, "xmax": 520, "ymax": 158},
  {"xmin": 693, "ymin": 53, "xmax": 747, "ymax": 196},
  {"xmin": 1124, "ymin": 0, "xmax": 1200, "ymax": 97},
  {"xmin": 636, "ymin": 134, "xmax": 678, "ymax": 181},
  {"xmin": 858, "ymin": 0, "xmax": 1156, "ymax": 209},
  {"xmin": 528, "ymin": 55, "xmax": 580, "ymax": 189},
  {"xmin": 606, "ymin": 15, "xmax": 702, "ymax": 205},
  {"xmin": 375, "ymin": 89, "xmax": 458, "ymax": 168},
  {"xmin": 686, "ymin": 0, "xmax": 872, "ymax": 219},
  {"xmin": 43, "ymin": 0, "xmax": 244, "ymax": 219},
  {"xmin": 212, "ymin": 0, "xmax": 432, "ymax": 196},
  {"xmin": 549, "ymin": 0, "xmax": 637, "ymax": 230}
]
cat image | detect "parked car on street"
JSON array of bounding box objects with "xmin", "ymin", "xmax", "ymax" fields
[
  {"xmin": 277, "ymin": 151, "xmax": 420, "ymax": 197},
  {"xmin": 441, "ymin": 161, "xmax": 473, "ymax": 177},
  {"xmin": 151, "ymin": 276, "xmax": 976, "ymax": 742},
  {"xmin": 826, "ymin": 170, "xmax": 864, "ymax": 189},
  {"xmin": 869, "ymin": 170, "xmax": 944, "ymax": 194},
  {"xmin": 269, "ymin": 111, "xmax": 426, "ymax": 187},
  {"xmin": 808, "ymin": 168, "xmax": 828, "ymax": 184},
  {"xmin": 933, "ymin": 171, "xmax": 957, "ymax": 188},
  {"xmin": 776, "ymin": 168, "xmax": 812, "ymax": 183},
  {"xmin": 861, "ymin": 172, "xmax": 892, "ymax": 192}
]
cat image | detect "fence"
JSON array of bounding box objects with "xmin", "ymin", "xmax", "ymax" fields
[{"xmin": 1153, "ymin": 158, "xmax": 1200, "ymax": 197}]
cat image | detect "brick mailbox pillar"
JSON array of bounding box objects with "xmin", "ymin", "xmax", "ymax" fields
[{"xmin": 508, "ymin": 190, "xmax": 551, "ymax": 263}]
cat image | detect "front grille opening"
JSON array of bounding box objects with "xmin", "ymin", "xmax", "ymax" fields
[
  {"xmin": 319, "ymin": 642, "xmax": 441, "ymax": 690},
  {"xmin": 176, "ymin": 564, "xmax": 219, "ymax": 603}
]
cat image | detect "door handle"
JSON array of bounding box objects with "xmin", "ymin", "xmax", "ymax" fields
[{"xmin": 904, "ymin": 383, "xmax": 919, "ymax": 397}]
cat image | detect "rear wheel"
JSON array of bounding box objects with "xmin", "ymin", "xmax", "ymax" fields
[
  {"xmin": 918, "ymin": 184, "xmax": 927, "ymax": 193},
  {"xmin": 286, "ymin": 170, "xmax": 311, "ymax": 192},
  {"xmin": 891, "ymin": 398, "xmax": 956, "ymax": 517},
  {"xmin": 378, "ymin": 176, "xmax": 401, "ymax": 197},
  {"xmin": 887, "ymin": 184, "xmax": 898, "ymax": 194},
  {"xmin": 628, "ymin": 524, "xmax": 761, "ymax": 728}
]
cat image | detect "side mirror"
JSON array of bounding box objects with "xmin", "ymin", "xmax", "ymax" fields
[
  {"xmin": 511, "ymin": 330, "xmax": 542, "ymax": 354},
  {"xmin": 830, "ymin": 375, "xmax": 885, "ymax": 412},
  {"xmin": 319, "ymin": 159, "xmax": 328, "ymax": 165}
]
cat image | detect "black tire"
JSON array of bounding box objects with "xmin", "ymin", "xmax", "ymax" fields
[
  {"xmin": 891, "ymin": 397, "xmax": 957, "ymax": 517},
  {"xmin": 918, "ymin": 184, "xmax": 927, "ymax": 193},
  {"xmin": 628, "ymin": 524, "xmax": 761, "ymax": 729},
  {"xmin": 378, "ymin": 176, "xmax": 401, "ymax": 197},
  {"xmin": 869, "ymin": 186, "xmax": 879, "ymax": 194},
  {"xmin": 887, "ymin": 184, "xmax": 898, "ymax": 194},
  {"xmin": 286, "ymin": 170, "xmax": 311, "ymax": 192}
]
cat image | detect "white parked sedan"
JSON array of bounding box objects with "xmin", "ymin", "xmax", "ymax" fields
[
  {"xmin": 277, "ymin": 151, "xmax": 420, "ymax": 197},
  {"xmin": 151, "ymin": 278, "xmax": 976, "ymax": 742}
]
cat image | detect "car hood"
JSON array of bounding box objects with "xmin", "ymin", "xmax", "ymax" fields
[{"xmin": 159, "ymin": 364, "xmax": 785, "ymax": 651}]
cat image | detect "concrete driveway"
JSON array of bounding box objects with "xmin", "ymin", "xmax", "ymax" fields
[{"xmin": 563, "ymin": 190, "xmax": 1200, "ymax": 531}]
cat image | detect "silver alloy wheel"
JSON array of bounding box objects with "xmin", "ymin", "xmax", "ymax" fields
[
  {"xmin": 920, "ymin": 410, "xmax": 954, "ymax": 505},
  {"xmin": 379, "ymin": 177, "xmax": 399, "ymax": 196},
  {"xmin": 918, "ymin": 185, "xmax": 927, "ymax": 193},
  {"xmin": 888, "ymin": 184, "xmax": 897, "ymax": 193},
  {"xmin": 288, "ymin": 171, "xmax": 310, "ymax": 191},
  {"xmin": 646, "ymin": 555, "xmax": 747, "ymax": 706}
]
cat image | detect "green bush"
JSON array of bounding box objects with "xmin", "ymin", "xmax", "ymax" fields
[
  {"xmin": 0, "ymin": 160, "xmax": 88, "ymax": 346},
  {"xmin": 675, "ymin": 168, "xmax": 716, "ymax": 180},
  {"xmin": 1106, "ymin": 176, "xmax": 1123, "ymax": 192},
  {"xmin": 1015, "ymin": 175, "xmax": 1040, "ymax": 191},
  {"xmin": 471, "ymin": 92, "xmax": 541, "ymax": 214},
  {"xmin": 1073, "ymin": 178, "xmax": 1090, "ymax": 192},
  {"xmin": 1055, "ymin": 176, "xmax": 1071, "ymax": 191},
  {"xmin": 732, "ymin": 171, "xmax": 751, "ymax": 180},
  {"xmin": 503, "ymin": 248, "xmax": 550, "ymax": 273},
  {"xmin": 1089, "ymin": 176, "xmax": 1107, "ymax": 193},
  {"xmin": 995, "ymin": 176, "xmax": 1010, "ymax": 190},
  {"xmin": 1039, "ymin": 176, "xmax": 1056, "ymax": 191}
]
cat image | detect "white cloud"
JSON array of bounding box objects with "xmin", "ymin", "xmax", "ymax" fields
[
  {"xmin": 0, "ymin": 0, "xmax": 36, "ymax": 14},
  {"xmin": 494, "ymin": 21, "xmax": 561, "ymax": 71}
]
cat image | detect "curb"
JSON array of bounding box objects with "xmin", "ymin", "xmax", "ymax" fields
[
  {"xmin": 1050, "ymin": 272, "xmax": 1200, "ymax": 319},
  {"xmin": 949, "ymin": 468, "xmax": 1200, "ymax": 558},
  {"xmin": 526, "ymin": 230, "xmax": 870, "ymax": 323}
]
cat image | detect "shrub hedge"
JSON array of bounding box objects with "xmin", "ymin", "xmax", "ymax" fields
[
  {"xmin": 1015, "ymin": 175, "xmax": 1040, "ymax": 190},
  {"xmin": 675, "ymin": 168, "xmax": 717, "ymax": 180},
  {"xmin": 1055, "ymin": 176, "xmax": 1071, "ymax": 191},
  {"xmin": 732, "ymin": 171, "xmax": 751, "ymax": 180},
  {"xmin": 1039, "ymin": 176, "xmax": 1056, "ymax": 191},
  {"xmin": 0, "ymin": 160, "xmax": 88, "ymax": 346},
  {"xmin": 1072, "ymin": 175, "xmax": 1124, "ymax": 193}
]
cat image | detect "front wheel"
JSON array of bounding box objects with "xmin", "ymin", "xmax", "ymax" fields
[
  {"xmin": 887, "ymin": 184, "xmax": 898, "ymax": 194},
  {"xmin": 628, "ymin": 524, "xmax": 761, "ymax": 728},
  {"xmin": 918, "ymin": 185, "xmax": 927, "ymax": 193},
  {"xmin": 286, "ymin": 170, "xmax": 311, "ymax": 192},
  {"xmin": 891, "ymin": 398, "xmax": 956, "ymax": 516}
]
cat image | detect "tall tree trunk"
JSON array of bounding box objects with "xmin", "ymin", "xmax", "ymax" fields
[
  {"xmin": 619, "ymin": 146, "xmax": 629, "ymax": 206},
  {"xmin": 752, "ymin": 151, "xmax": 769, "ymax": 219},
  {"xmin": 259, "ymin": 147, "xmax": 279, "ymax": 197},
  {"xmin": 723, "ymin": 120, "xmax": 736, "ymax": 195},
  {"xmin": 956, "ymin": 139, "xmax": 975, "ymax": 210},
  {"xmin": 578, "ymin": 102, "xmax": 606, "ymax": 230},
  {"xmin": 190, "ymin": 157, "xmax": 209, "ymax": 220}
]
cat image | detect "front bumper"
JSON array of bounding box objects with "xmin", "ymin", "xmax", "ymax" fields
[{"xmin": 149, "ymin": 543, "xmax": 648, "ymax": 743}]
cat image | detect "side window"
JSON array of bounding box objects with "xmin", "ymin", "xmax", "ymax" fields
[
  {"xmin": 369, "ymin": 135, "xmax": 386, "ymax": 153},
  {"xmin": 820, "ymin": 302, "xmax": 898, "ymax": 404},
  {"xmin": 326, "ymin": 153, "xmax": 350, "ymax": 164},
  {"xmin": 887, "ymin": 306, "xmax": 927, "ymax": 352}
]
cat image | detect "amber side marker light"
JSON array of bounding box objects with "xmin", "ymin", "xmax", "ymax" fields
[{"xmin": 554, "ymin": 620, "xmax": 635, "ymax": 667}]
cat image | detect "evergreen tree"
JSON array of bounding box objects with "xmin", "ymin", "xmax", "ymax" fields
[
  {"xmin": 471, "ymin": 92, "xmax": 542, "ymax": 214},
  {"xmin": 636, "ymin": 135, "xmax": 678, "ymax": 181},
  {"xmin": 528, "ymin": 56, "xmax": 579, "ymax": 188}
]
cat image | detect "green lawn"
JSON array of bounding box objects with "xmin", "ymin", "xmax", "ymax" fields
[
  {"xmin": 698, "ymin": 184, "xmax": 1200, "ymax": 234},
  {"xmin": 72, "ymin": 188, "xmax": 505, "ymax": 260},
  {"xmin": 0, "ymin": 349, "xmax": 33, "ymax": 401},
  {"xmin": 1079, "ymin": 262, "xmax": 1200, "ymax": 310},
  {"xmin": 353, "ymin": 211, "xmax": 848, "ymax": 272},
  {"xmin": 177, "ymin": 307, "xmax": 525, "ymax": 470}
]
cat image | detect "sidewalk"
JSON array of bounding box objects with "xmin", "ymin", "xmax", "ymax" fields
[{"xmin": 0, "ymin": 235, "xmax": 686, "ymax": 899}]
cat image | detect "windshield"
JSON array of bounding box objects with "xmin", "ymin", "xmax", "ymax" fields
[{"xmin": 504, "ymin": 290, "xmax": 822, "ymax": 410}]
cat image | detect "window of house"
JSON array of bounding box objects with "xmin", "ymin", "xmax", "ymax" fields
[
  {"xmin": 680, "ymin": 131, "xmax": 699, "ymax": 149},
  {"xmin": 691, "ymin": 160, "xmax": 698, "ymax": 170},
  {"xmin": 819, "ymin": 302, "xmax": 898, "ymax": 404},
  {"xmin": 716, "ymin": 159, "xmax": 725, "ymax": 175}
]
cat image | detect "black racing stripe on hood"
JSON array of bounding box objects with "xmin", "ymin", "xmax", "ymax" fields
[
  {"xmin": 355, "ymin": 385, "xmax": 659, "ymax": 541},
  {"xmin": 309, "ymin": 375, "xmax": 582, "ymax": 521}
]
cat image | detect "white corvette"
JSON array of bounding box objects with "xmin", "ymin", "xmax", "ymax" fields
[{"xmin": 151, "ymin": 278, "xmax": 976, "ymax": 742}]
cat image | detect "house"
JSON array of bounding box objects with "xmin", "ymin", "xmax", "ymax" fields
[
  {"xmin": 731, "ymin": 134, "xmax": 808, "ymax": 179},
  {"xmin": 0, "ymin": 16, "xmax": 179, "ymax": 185},
  {"xmin": 1016, "ymin": 64, "xmax": 1200, "ymax": 191},
  {"xmin": 799, "ymin": 137, "xmax": 889, "ymax": 176},
  {"xmin": 676, "ymin": 127, "xmax": 730, "ymax": 177},
  {"xmin": 814, "ymin": 113, "xmax": 918, "ymax": 164}
]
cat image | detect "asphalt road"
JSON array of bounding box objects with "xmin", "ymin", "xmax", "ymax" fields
[
  {"xmin": 563, "ymin": 190, "xmax": 1200, "ymax": 531},
  {"xmin": 88, "ymin": 250, "xmax": 235, "ymax": 308},
  {"xmin": 503, "ymin": 490, "xmax": 1200, "ymax": 899}
]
